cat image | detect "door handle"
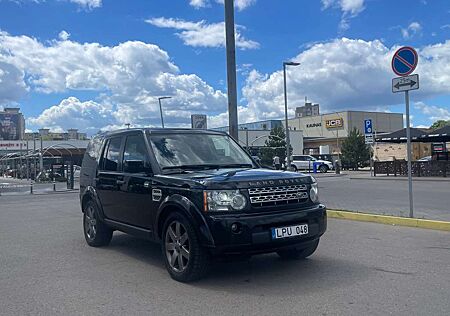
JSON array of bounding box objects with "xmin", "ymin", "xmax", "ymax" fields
[{"xmin": 116, "ymin": 180, "xmax": 125, "ymax": 185}]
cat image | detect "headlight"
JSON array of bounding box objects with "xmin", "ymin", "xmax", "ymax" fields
[
  {"xmin": 204, "ymin": 190, "xmax": 247, "ymax": 212},
  {"xmin": 310, "ymin": 181, "xmax": 319, "ymax": 203}
]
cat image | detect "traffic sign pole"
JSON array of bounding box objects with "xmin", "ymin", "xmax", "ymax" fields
[
  {"xmin": 405, "ymin": 90, "xmax": 414, "ymax": 218},
  {"xmin": 391, "ymin": 46, "xmax": 418, "ymax": 218}
]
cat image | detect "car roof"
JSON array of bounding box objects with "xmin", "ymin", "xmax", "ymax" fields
[{"xmin": 94, "ymin": 128, "xmax": 228, "ymax": 138}]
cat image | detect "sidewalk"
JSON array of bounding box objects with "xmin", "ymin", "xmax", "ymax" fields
[{"xmin": 349, "ymin": 172, "xmax": 450, "ymax": 182}]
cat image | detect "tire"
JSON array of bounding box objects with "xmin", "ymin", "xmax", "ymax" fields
[
  {"xmin": 277, "ymin": 239, "xmax": 319, "ymax": 260},
  {"xmin": 292, "ymin": 165, "xmax": 298, "ymax": 172},
  {"xmin": 83, "ymin": 200, "xmax": 113, "ymax": 247},
  {"xmin": 319, "ymin": 165, "xmax": 328, "ymax": 173},
  {"xmin": 162, "ymin": 212, "xmax": 210, "ymax": 282}
]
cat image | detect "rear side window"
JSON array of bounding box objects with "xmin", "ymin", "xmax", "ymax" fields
[{"xmin": 102, "ymin": 137, "xmax": 122, "ymax": 171}]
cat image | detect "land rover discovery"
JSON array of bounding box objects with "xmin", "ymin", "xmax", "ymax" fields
[{"xmin": 79, "ymin": 129, "xmax": 327, "ymax": 282}]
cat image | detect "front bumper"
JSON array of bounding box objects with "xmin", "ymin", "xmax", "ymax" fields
[{"xmin": 205, "ymin": 204, "xmax": 327, "ymax": 255}]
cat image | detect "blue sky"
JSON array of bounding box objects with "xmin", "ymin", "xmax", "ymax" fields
[{"xmin": 0, "ymin": 0, "xmax": 449, "ymax": 134}]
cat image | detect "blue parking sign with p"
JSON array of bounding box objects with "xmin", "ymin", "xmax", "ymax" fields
[{"xmin": 364, "ymin": 119, "xmax": 372, "ymax": 134}]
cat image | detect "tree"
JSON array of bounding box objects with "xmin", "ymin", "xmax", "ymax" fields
[
  {"xmin": 430, "ymin": 120, "xmax": 450, "ymax": 130},
  {"xmin": 341, "ymin": 127, "xmax": 370, "ymax": 170},
  {"xmin": 260, "ymin": 126, "xmax": 291, "ymax": 166}
]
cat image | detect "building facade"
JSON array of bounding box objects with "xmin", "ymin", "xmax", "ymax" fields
[
  {"xmin": 0, "ymin": 108, "xmax": 25, "ymax": 140},
  {"xmin": 295, "ymin": 102, "xmax": 320, "ymax": 118},
  {"xmin": 24, "ymin": 128, "xmax": 88, "ymax": 141},
  {"xmin": 214, "ymin": 120, "xmax": 282, "ymax": 132},
  {"xmin": 285, "ymin": 110, "xmax": 403, "ymax": 154}
]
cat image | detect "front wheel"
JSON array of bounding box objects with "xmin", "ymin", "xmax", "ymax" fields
[
  {"xmin": 162, "ymin": 212, "xmax": 210, "ymax": 282},
  {"xmin": 277, "ymin": 239, "xmax": 319, "ymax": 260}
]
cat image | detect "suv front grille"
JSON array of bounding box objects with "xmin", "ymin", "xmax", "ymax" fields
[{"xmin": 248, "ymin": 185, "xmax": 309, "ymax": 207}]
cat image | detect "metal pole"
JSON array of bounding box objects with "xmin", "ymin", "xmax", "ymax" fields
[
  {"xmin": 39, "ymin": 136, "xmax": 43, "ymax": 172},
  {"xmin": 405, "ymin": 90, "xmax": 414, "ymax": 218},
  {"xmin": 33, "ymin": 137, "xmax": 36, "ymax": 180},
  {"xmin": 283, "ymin": 63, "xmax": 291, "ymax": 170},
  {"xmin": 245, "ymin": 128, "xmax": 249, "ymax": 151},
  {"xmin": 158, "ymin": 98, "xmax": 165, "ymax": 128},
  {"xmin": 224, "ymin": 0, "xmax": 238, "ymax": 141}
]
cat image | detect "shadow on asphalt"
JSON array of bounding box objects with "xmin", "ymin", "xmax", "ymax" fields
[{"xmin": 107, "ymin": 233, "xmax": 372, "ymax": 295}]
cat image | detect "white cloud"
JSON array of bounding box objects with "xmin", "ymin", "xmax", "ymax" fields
[
  {"xmin": 69, "ymin": 0, "xmax": 102, "ymax": 10},
  {"xmin": 0, "ymin": 61, "xmax": 28, "ymax": 104},
  {"xmin": 58, "ymin": 30, "xmax": 70, "ymax": 41},
  {"xmin": 0, "ymin": 31, "xmax": 227, "ymax": 131},
  {"xmin": 146, "ymin": 17, "xmax": 259, "ymax": 50},
  {"xmin": 189, "ymin": 0, "xmax": 208, "ymax": 8},
  {"xmin": 401, "ymin": 22, "xmax": 422, "ymax": 39},
  {"xmin": 241, "ymin": 38, "xmax": 450, "ymax": 123},
  {"xmin": 322, "ymin": 0, "xmax": 365, "ymax": 31},
  {"xmin": 27, "ymin": 97, "xmax": 114, "ymax": 133},
  {"xmin": 414, "ymin": 102, "xmax": 450, "ymax": 122},
  {"xmin": 189, "ymin": 0, "xmax": 256, "ymax": 11}
]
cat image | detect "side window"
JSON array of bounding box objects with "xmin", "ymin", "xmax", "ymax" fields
[
  {"xmin": 123, "ymin": 134, "xmax": 151, "ymax": 173},
  {"xmin": 102, "ymin": 137, "xmax": 122, "ymax": 171}
]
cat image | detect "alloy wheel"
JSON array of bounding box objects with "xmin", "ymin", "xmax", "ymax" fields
[
  {"xmin": 165, "ymin": 221, "xmax": 190, "ymax": 272},
  {"xmin": 84, "ymin": 205, "xmax": 97, "ymax": 240}
]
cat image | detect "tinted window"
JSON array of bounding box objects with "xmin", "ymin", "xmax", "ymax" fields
[
  {"xmin": 102, "ymin": 137, "xmax": 122, "ymax": 171},
  {"xmin": 148, "ymin": 133, "xmax": 253, "ymax": 169},
  {"xmin": 292, "ymin": 155, "xmax": 302, "ymax": 161},
  {"xmin": 123, "ymin": 134, "xmax": 151, "ymax": 173}
]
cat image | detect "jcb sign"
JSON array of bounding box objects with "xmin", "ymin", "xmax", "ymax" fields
[{"xmin": 326, "ymin": 118, "xmax": 343, "ymax": 129}]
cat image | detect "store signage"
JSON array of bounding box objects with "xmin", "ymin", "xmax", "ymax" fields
[
  {"xmin": 325, "ymin": 118, "xmax": 343, "ymax": 129},
  {"xmin": 306, "ymin": 123, "xmax": 322, "ymax": 128},
  {"xmin": 0, "ymin": 141, "xmax": 27, "ymax": 149}
]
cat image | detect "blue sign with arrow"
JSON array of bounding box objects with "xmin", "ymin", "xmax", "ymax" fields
[{"xmin": 391, "ymin": 46, "xmax": 418, "ymax": 76}]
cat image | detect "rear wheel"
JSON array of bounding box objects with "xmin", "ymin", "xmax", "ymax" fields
[
  {"xmin": 83, "ymin": 200, "xmax": 113, "ymax": 247},
  {"xmin": 277, "ymin": 239, "xmax": 319, "ymax": 260},
  {"xmin": 162, "ymin": 212, "xmax": 210, "ymax": 282},
  {"xmin": 292, "ymin": 165, "xmax": 298, "ymax": 172}
]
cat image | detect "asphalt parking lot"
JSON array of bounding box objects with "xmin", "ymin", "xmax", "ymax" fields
[
  {"xmin": 1, "ymin": 193, "xmax": 449, "ymax": 316},
  {"xmin": 317, "ymin": 175, "xmax": 450, "ymax": 221}
]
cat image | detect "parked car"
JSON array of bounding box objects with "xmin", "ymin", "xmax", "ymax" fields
[
  {"xmin": 417, "ymin": 156, "xmax": 432, "ymax": 162},
  {"xmin": 80, "ymin": 129, "xmax": 327, "ymax": 282},
  {"xmin": 290, "ymin": 155, "xmax": 334, "ymax": 173},
  {"xmin": 36, "ymin": 170, "xmax": 66, "ymax": 182}
]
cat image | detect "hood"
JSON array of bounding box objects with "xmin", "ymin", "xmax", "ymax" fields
[{"xmin": 155, "ymin": 168, "xmax": 314, "ymax": 189}]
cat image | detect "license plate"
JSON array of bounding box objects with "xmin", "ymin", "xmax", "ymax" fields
[{"xmin": 272, "ymin": 224, "xmax": 308, "ymax": 239}]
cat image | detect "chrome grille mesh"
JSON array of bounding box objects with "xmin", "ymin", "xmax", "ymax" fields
[{"xmin": 248, "ymin": 184, "xmax": 309, "ymax": 206}]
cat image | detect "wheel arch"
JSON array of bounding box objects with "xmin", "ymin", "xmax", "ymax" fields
[{"xmin": 155, "ymin": 195, "xmax": 215, "ymax": 247}]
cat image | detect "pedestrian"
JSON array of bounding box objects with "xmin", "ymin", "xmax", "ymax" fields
[{"xmin": 273, "ymin": 155, "xmax": 281, "ymax": 170}]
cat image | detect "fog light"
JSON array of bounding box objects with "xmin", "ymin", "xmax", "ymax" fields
[{"xmin": 231, "ymin": 223, "xmax": 241, "ymax": 233}]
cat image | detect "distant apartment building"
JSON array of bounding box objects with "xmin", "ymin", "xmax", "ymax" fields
[
  {"xmin": 295, "ymin": 102, "xmax": 320, "ymax": 118},
  {"xmin": 0, "ymin": 107, "xmax": 25, "ymax": 140},
  {"xmin": 24, "ymin": 128, "xmax": 88, "ymax": 141}
]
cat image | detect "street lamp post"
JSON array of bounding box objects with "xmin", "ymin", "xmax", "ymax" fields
[
  {"xmin": 283, "ymin": 61, "xmax": 300, "ymax": 170},
  {"xmin": 158, "ymin": 96, "xmax": 172, "ymax": 128}
]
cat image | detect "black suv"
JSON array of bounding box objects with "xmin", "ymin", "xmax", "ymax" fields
[{"xmin": 80, "ymin": 129, "xmax": 327, "ymax": 282}]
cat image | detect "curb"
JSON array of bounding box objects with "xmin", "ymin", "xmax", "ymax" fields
[{"xmin": 327, "ymin": 210, "xmax": 450, "ymax": 232}]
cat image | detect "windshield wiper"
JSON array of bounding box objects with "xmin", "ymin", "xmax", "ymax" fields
[
  {"xmin": 217, "ymin": 163, "xmax": 253, "ymax": 168},
  {"xmin": 162, "ymin": 163, "xmax": 253, "ymax": 172},
  {"xmin": 162, "ymin": 164, "xmax": 221, "ymax": 171}
]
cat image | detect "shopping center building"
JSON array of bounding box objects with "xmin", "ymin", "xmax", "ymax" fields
[{"xmin": 284, "ymin": 110, "xmax": 403, "ymax": 155}]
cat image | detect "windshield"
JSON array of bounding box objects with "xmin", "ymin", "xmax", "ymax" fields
[{"xmin": 147, "ymin": 133, "xmax": 254, "ymax": 170}]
